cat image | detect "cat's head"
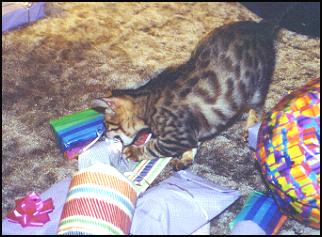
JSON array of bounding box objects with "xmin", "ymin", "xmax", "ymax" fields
[{"xmin": 91, "ymin": 93, "xmax": 147, "ymax": 146}]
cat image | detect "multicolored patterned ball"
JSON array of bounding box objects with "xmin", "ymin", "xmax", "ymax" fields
[{"xmin": 255, "ymin": 78, "xmax": 320, "ymax": 229}]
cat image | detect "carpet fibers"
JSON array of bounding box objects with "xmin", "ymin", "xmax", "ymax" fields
[{"xmin": 2, "ymin": 2, "xmax": 320, "ymax": 234}]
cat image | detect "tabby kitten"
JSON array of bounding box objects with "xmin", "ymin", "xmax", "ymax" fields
[{"xmin": 92, "ymin": 21, "xmax": 279, "ymax": 170}]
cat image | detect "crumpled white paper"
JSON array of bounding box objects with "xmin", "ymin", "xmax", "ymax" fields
[{"xmin": 78, "ymin": 137, "xmax": 137, "ymax": 172}]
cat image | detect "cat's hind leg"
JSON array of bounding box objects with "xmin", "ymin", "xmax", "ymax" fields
[
  {"xmin": 245, "ymin": 108, "xmax": 259, "ymax": 130},
  {"xmin": 170, "ymin": 147, "xmax": 198, "ymax": 171},
  {"xmin": 243, "ymin": 107, "xmax": 265, "ymax": 142}
]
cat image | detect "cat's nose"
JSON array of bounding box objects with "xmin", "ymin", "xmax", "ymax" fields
[{"xmin": 105, "ymin": 132, "xmax": 119, "ymax": 140}]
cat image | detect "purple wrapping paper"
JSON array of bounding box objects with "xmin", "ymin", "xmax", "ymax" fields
[
  {"xmin": 2, "ymin": 2, "xmax": 46, "ymax": 32},
  {"xmin": 2, "ymin": 170, "xmax": 240, "ymax": 235},
  {"xmin": 130, "ymin": 170, "xmax": 241, "ymax": 235},
  {"xmin": 230, "ymin": 220, "xmax": 266, "ymax": 235},
  {"xmin": 248, "ymin": 122, "xmax": 261, "ymax": 150}
]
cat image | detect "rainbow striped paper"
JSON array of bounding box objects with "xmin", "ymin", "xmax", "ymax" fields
[
  {"xmin": 230, "ymin": 191, "xmax": 288, "ymax": 235},
  {"xmin": 57, "ymin": 164, "xmax": 137, "ymax": 235},
  {"xmin": 49, "ymin": 109, "xmax": 106, "ymax": 159}
]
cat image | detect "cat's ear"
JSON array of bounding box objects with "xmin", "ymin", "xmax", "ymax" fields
[
  {"xmin": 94, "ymin": 90, "xmax": 114, "ymax": 114},
  {"xmin": 106, "ymin": 90, "xmax": 113, "ymax": 98},
  {"xmin": 91, "ymin": 97, "xmax": 118, "ymax": 116}
]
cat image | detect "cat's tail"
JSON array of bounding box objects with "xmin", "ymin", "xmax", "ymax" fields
[
  {"xmin": 259, "ymin": 2, "xmax": 301, "ymax": 38},
  {"xmin": 111, "ymin": 64, "xmax": 183, "ymax": 97},
  {"xmin": 111, "ymin": 87, "xmax": 150, "ymax": 97}
]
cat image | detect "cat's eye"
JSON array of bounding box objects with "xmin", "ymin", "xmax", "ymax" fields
[
  {"xmin": 92, "ymin": 107, "xmax": 106, "ymax": 114},
  {"xmin": 108, "ymin": 124, "xmax": 119, "ymax": 130},
  {"xmin": 113, "ymin": 135, "xmax": 122, "ymax": 142}
]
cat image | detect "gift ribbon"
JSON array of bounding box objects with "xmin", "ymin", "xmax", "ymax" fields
[
  {"xmin": 6, "ymin": 191, "xmax": 54, "ymax": 227},
  {"xmin": 80, "ymin": 128, "xmax": 105, "ymax": 153}
]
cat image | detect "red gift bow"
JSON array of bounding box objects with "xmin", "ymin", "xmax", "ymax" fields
[{"xmin": 6, "ymin": 191, "xmax": 54, "ymax": 227}]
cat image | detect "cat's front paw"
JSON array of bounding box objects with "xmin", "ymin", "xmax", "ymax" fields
[{"xmin": 123, "ymin": 146, "xmax": 144, "ymax": 162}]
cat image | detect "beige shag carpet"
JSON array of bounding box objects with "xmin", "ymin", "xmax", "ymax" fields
[{"xmin": 2, "ymin": 2, "xmax": 320, "ymax": 234}]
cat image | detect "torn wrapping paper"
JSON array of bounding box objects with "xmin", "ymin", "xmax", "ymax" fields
[
  {"xmin": 2, "ymin": 2, "xmax": 46, "ymax": 33},
  {"xmin": 2, "ymin": 177, "xmax": 72, "ymax": 235},
  {"xmin": 78, "ymin": 135, "xmax": 171, "ymax": 194},
  {"xmin": 191, "ymin": 222, "xmax": 210, "ymax": 235},
  {"xmin": 130, "ymin": 170, "xmax": 240, "ymax": 235},
  {"xmin": 63, "ymin": 139, "xmax": 96, "ymax": 160},
  {"xmin": 230, "ymin": 220, "xmax": 266, "ymax": 235},
  {"xmin": 49, "ymin": 108, "xmax": 106, "ymax": 159},
  {"xmin": 57, "ymin": 164, "xmax": 138, "ymax": 235},
  {"xmin": 248, "ymin": 122, "xmax": 261, "ymax": 150},
  {"xmin": 126, "ymin": 157, "xmax": 172, "ymax": 194},
  {"xmin": 229, "ymin": 191, "xmax": 288, "ymax": 235},
  {"xmin": 78, "ymin": 137, "xmax": 136, "ymax": 173},
  {"xmin": 2, "ymin": 170, "xmax": 219, "ymax": 235}
]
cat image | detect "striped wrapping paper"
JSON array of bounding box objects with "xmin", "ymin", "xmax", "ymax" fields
[
  {"xmin": 125, "ymin": 157, "xmax": 172, "ymax": 194},
  {"xmin": 77, "ymin": 131, "xmax": 172, "ymax": 194},
  {"xmin": 49, "ymin": 108, "xmax": 106, "ymax": 159},
  {"xmin": 57, "ymin": 164, "xmax": 137, "ymax": 235},
  {"xmin": 78, "ymin": 138, "xmax": 172, "ymax": 194},
  {"xmin": 124, "ymin": 131, "xmax": 172, "ymax": 194},
  {"xmin": 230, "ymin": 191, "xmax": 288, "ymax": 235}
]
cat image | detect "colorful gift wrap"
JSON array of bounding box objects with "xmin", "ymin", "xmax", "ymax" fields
[
  {"xmin": 126, "ymin": 157, "xmax": 172, "ymax": 194},
  {"xmin": 78, "ymin": 134, "xmax": 172, "ymax": 195},
  {"xmin": 255, "ymin": 78, "xmax": 320, "ymax": 229},
  {"xmin": 230, "ymin": 191, "xmax": 288, "ymax": 235},
  {"xmin": 96, "ymin": 127, "xmax": 172, "ymax": 194},
  {"xmin": 57, "ymin": 163, "xmax": 138, "ymax": 235},
  {"xmin": 49, "ymin": 108, "xmax": 106, "ymax": 159},
  {"xmin": 63, "ymin": 139, "xmax": 95, "ymax": 159}
]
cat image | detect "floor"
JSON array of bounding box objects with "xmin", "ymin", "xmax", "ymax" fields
[{"xmin": 2, "ymin": 2, "xmax": 320, "ymax": 234}]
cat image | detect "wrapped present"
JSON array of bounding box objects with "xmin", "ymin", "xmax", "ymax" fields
[
  {"xmin": 57, "ymin": 163, "xmax": 138, "ymax": 235},
  {"xmin": 255, "ymin": 78, "xmax": 320, "ymax": 229},
  {"xmin": 2, "ymin": 2, "xmax": 46, "ymax": 32},
  {"xmin": 49, "ymin": 108, "xmax": 106, "ymax": 159},
  {"xmin": 230, "ymin": 191, "xmax": 288, "ymax": 235}
]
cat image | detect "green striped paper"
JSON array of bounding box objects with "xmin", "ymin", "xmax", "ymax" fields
[
  {"xmin": 49, "ymin": 109, "xmax": 106, "ymax": 151},
  {"xmin": 126, "ymin": 157, "xmax": 172, "ymax": 194}
]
